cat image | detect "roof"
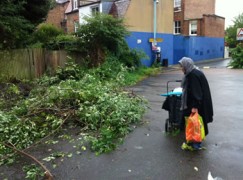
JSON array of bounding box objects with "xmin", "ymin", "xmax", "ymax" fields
[
  {"xmin": 114, "ymin": 0, "xmax": 130, "ymax": 18},
  {"xmin": 65, "ymin": 1, "xmax": 72, "ymax": 14},
  {"xmin": 56, "ymin": 0, "xmax": 69, "ymax": 4},
  {"xmin": 80, "ymin": 0, "xmax": 100, "ymax": 6},
  {"xmin": 64, "ymin": 0, "xmax": 130, "ymax": 16},
  {"xmin": 102, "ymin": 1, "xmax": 113, "ymax": 14}
]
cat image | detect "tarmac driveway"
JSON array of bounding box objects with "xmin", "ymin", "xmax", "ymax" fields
[{"xmin": 1, "ymin": 59, "xmax": 243, "ymax": 180}]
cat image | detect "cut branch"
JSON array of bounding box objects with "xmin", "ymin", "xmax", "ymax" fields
[{"xmin": 1, "ymin": 142, "xmax": 53, "ymax": 180}]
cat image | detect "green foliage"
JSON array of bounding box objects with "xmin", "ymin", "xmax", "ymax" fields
[
  {"xmin": 22, "ymin": 164, "xmax": 44, "ymax": 180},
  {"xmin": 37, "ymin": 60, "xmax": 87, "ymax": 86},
  {"xmin": 71, "ymin": 13, "xmax": 145, "ymax": 67},
  {"xmin": 55, "ymin": 60, "xmax": 86, "ymax": 81},
  {"xmin": 0, "ymin": 80, "xmax": 32, "ymax": 110},
  {"xmin": 0, "ymin": 0, "xmax": 51, "ymax": 49},
  {"xmin": 123, "ymin": 66, "xmax": 161, "ymax": 86},
  {"xmin": 0, "ymin": 111, "xmax": 39, "ymax": 156},
  {"xmin": 31, "ymin": 23, "xmax": 64, "ymax": 48},
  {"xmin": 118, "ymin": 49, "xmax": 145, "ymax": 68},
  {"xmin": 88, "ymin": 91, "xmax": 146, "ymax": 154},
  {"xmin": 52, "ymin": 34, "xmax": 77, "ymax": 50},
  {"xmin": 22, "ymin": 0, "xmax": 52, "ymax": 25},
  {"xmin": 229, "ymin": 44, "xmax": 243, "ymax": 68},
  {"xmin": 225, "ymin": 12, "xmax": 243, "ymax": 48},
  {"xmin": 1, "ymin": 18, "xmax": 33, "ymax": 49},
  {"xmin": 76, "ymin": 13, "xmax": 129, "ymax": 54},
  {"xmin": 0, "ymin": 61, "xmax": 148, "ymax": 164},
  {"xmin": 28, "ymin": 14, "xmax": 145, "ymax": 68},
  {"xmin": 89, "ymin": 55, "xmax": 128, "ymax": 83}
]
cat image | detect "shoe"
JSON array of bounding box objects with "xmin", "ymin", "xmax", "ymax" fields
[
  {"xmin": 192, "ymin": 142, "xmax": 202, "ymax": 150},
  {"xmin": 181, "ymin": 142, "xmax": 206, "ymax": 151},
  {"xmin": 181, "ymin": 142, "xmax": 194, "ymax": 151}
]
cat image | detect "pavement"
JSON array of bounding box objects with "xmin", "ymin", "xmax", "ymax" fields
[{"xmin": 1, "ymin": 58, "xmax": 243, "ymax": 180}]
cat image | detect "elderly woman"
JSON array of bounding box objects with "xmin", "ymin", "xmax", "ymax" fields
[{"xmin": 179, "ymin": 57, "xmax": 213, "ymax": 150}]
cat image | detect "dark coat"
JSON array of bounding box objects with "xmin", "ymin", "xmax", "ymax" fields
[{"xmin": 183, "ymin": 68, "xmax": 213, "ymax": 135}]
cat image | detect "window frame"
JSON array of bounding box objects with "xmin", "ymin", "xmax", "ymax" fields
[
  {"xmin": 74, "ymin": 21, "xmax": 79, "ymax": 33},
  {"xmin": 189, "ymin": 20, "xmax": 197, "ymax": 36},
  {"xmin": 91, "ymin": 5, "xmax": 99, "ymax": 15},
  {"xmin": 174, "ymin": 0, "xmax": 181, "ymax": 11},
  {"xmin": 73, "ymin": 0, "xmax": 78, "ymax": 10},
  {"xmin": 174, "ymin": 21, "xmax": 181, "ymax": 34}
]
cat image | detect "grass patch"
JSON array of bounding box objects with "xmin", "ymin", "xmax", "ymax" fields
[{"xmin": 124, "ymin": 66, "xmax": 161, "ymax": 85}]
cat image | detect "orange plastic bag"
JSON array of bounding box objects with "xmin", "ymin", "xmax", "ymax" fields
[{"xmin": 185, "ymin": 112, "xmax": 202, "ymax": 143}]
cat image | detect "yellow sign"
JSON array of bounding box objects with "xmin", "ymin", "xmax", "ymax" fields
[{"xmin": 149, "ymin": 38, "xmax": 163, "ymax": 43}]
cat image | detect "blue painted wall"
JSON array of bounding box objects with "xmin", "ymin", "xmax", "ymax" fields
[
  {"xmin": 126, "ymin": 32, "xmax": 224, "ymax": 66},
  {"xmin": 125, "ymin": 32, "xmax": 174, "ymax": 67},
  {"xmin": 173, "ymin": 36, "xmax": 225, "ymax": 64}
]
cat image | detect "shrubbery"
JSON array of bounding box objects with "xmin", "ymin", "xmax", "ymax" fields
[
  {"xmin": 229, "ymin": 44, "xmax": 243, "ymax": 68},
  {"xmin": 30, "ymin": 14, "xmax": 146, "ymax": 68},
  {"xmin": 0, "ymin": 13, "xmax": 155, "ymax": 178},
  {"xmin": 0, "ymin": 60, "xmax": 148, "ymax": 165},
  {"xmin": 30, "ymin": 23, "xmax": 65, "ymax": 48}
]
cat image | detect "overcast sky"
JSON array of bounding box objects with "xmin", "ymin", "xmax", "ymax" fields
[{"xmin": 215, "ymin": 0, "xmax": 243, "ymax": 28}]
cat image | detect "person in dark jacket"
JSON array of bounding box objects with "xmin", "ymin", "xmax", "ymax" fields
[{"xmin": 179, "ymin": 57, "xmax": 213, "ymax": 150}]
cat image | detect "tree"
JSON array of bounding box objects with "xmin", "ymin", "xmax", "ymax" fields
[
  {"xmin": 71, "ymin": 13, "xmax": 145, "ymax": 68},
  {"xmin": 22, "ymin": 0, "xmax": 53, "ymax": 25},
  {"xmin": 229, "ymin": 44, "xmax": 243, "ymax": 68},
  {"xmin": 225, "ymin": 12, "xmax": 243, "ymax": 48},
  {"xmin": 226, "ymin": 12, "xmax": 243, "ymax": 68},
  {"xmin": 0, "ymin": 0, "xmax": 52, "ymax": 49},
  {"xmin": 75, "ymin": 13, "xmax": 130, "ymax": 67}
]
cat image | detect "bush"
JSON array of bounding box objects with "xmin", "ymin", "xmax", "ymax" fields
[
  {"xmin": 73, "ymin": 14, "xmax": 146, "ymax": 68},
  {"xmin": 45, "ymin": 34, "xmax": 78, "ymax": 50},
  {"xmin": 31, "ymin": 23, "xmax": 64, "ymax": 48},
  {"xmin": 229, "ymin": 44, "xmax": 243, "ymax": 68}
]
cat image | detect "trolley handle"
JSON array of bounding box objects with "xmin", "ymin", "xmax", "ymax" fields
[{"xmin": 166, "ymin": 80, "xmax": 182, "ymax": 93}]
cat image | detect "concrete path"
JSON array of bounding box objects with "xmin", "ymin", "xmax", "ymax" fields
[{"xmin": 1, "ymin": 58, "xmax": 243, "ymax": 180}]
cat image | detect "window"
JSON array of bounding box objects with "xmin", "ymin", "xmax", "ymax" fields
[
  {"xmin": 74, "ymin": 21, "xmax": 79, "ymax": 33},
  {"xmin": 174, "ymin": 0, "xmax": 181, "ymax": 11},
  {"xmin": 189, "ymin": 20, "xmax": 197, "ymax": 35},
  {"xmin": 91, "ymin": 6, "xmax": 99, "ymax": 15},
  {"xmin": 60, "ymin": 19, "xmax": 67, "ymax": 33},
  {"xmin": 73, "ymin": 0, "xmax": 78, "ymax": 9},
  {"xmin": 174, "ymin": 21, "xmax": 181, "ymax": 34}
]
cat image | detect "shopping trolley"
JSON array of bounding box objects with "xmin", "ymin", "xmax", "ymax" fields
[{"xmin": 161, "ymin": 80, "xmax": 183, "ymax": 133}]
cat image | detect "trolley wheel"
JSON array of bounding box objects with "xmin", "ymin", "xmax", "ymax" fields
[{"xmin": 165, "ymin": 119, "xmax": 171, "ymax": 132}]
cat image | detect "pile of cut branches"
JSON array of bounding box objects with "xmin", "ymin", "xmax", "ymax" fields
[{"xmin": 0, "ymin": 61, "xmax": 147, "ymax": 168}]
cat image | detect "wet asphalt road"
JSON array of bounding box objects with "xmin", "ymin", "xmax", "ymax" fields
[{"xmin": 1, "ymin": 58, "xmax": 243, "ymax": 180}]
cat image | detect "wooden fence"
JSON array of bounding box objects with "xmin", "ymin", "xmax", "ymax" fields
[{"xmin": 0, "ymin": 49, "xmax": 67, "ymax": 80}]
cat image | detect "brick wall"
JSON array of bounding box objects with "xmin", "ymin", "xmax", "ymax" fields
[
  {"xmin": 184, "ymin": 0, "xmax": 215, "ymax": 19},
  {"xmin": 182, "ymin": 19, "xmax": 202, "ymax": 36},
  {"xmin": 183, "ymin": 20, "xmax": 189, "ymax": 36},
  {"xmin": 175, "ymin": 0, "xmax": 224, "ymax": 37},
  {"xmin": 202, "ymin": 15, "xmax": 225, "ymax": 38},
  {"xmin": 174, "ymin": 0, "xmax": 183, "ymax": 34},
  {"xmin": 45, "ymin": 2, "xmax": 69, "ymax": 31},
  {"xmin": 66, "ymin": 11, "xmax": 79, "ymax": 33},
  {"xmin": 174, "ymin": 11, "xmax": 184, "ymax": 34}
]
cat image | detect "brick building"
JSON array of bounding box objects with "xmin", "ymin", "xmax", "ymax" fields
[
  {"xmin": 45, "ymin": 0, "xmax": 70, "ymax": 32},
  {"xmin": 173, "ymin": 0, "xmax": 225, "ymax": 63},
  {"xmin": 45, "ymin": 0, "xmax": 225, "ymax": 66},
  {"xmin": 174, "ymin": 0, "xmax": 225, "ymax": 37},
  {"xmin": 65, "ymin": 0, "xmax": 79, "ymax": 33}
]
